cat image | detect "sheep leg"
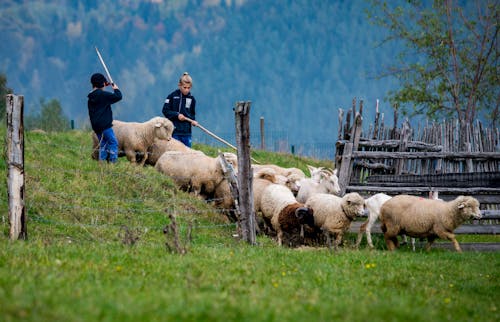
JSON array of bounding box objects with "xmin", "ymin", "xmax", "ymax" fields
[
  {"xmin": 355, "ymin": 221, "xmax": 368, "ymax": 248},
  {"xmin": 277, "ymin": 230, "xmax": 283, "ymax": 247},
  {"xmin": 439, "ymin": 232, "xmax": 462, "ymax": 252},
  {"xmin": 424, "ymin": 236, "xmax": 437, "ymax": 251},
  {"xmin": 384, "ymin": 234, "xmax": 399, "ymax": 251},
  {"xmin": 324, "ymin": 230, "xmax": 333, "ymax": 251},
  {"xmin": 334, "ymin": 232, "xmax": 343, "ymax": 250}
]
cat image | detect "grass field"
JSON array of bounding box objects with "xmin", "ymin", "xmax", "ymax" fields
[{"xmin": 1, "ymin": 129, "xmax": 499, "ymax": 322}]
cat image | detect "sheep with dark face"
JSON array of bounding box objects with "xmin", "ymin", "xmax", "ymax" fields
[
  {"xmin": 380, "ymin": 195, "xmax": 481, "ymax": 252},
  {"xmin": 305, "ymin": 192, "xmax": 365, "ymax": 249},
  {"xmin": 260, "ymin": 184, "xmax": 314, "ymax": 247}
]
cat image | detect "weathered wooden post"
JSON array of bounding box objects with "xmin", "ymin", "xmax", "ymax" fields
[
  {"xmin": 234, "ymin": 101, "xmax": 256, "ymax": 244},
  {"xmin": 6, "ymin": 94, "xmax": 27, "ymax": 240}
]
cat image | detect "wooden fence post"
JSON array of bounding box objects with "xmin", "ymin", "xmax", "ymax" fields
[
  {"xmin": 6, "ymin": 94, "xmax": 27, "ymax": 240},
  {"xmin": 234, "ymin": 101, "xmax": 256, "ymax": 245},
  {"xmin": 260, "ymin": 117, "xmax": 265, "ymax": 150}
]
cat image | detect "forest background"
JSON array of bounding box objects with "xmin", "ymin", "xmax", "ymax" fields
[{"xmin": 1, "ymin": 0, "xmax": 491, "ymax": 158}]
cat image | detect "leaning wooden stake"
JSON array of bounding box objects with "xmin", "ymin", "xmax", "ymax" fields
[
  {"xmin": 234, "ymin": 101, "xmax": 256, "ymax": 245},
  {"xmin": 6, "ymin": 94, "xmax": 27, "ymax": 240}
]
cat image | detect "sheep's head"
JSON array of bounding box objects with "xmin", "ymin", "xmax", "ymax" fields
[
  {"xmin": 153, "ymin": 117, "xmax": 174, "ymax": 141},
  {"xmin": 319, "ymin": 168, "xmax": 340, "ymax": 195},
  {"xmin": 342, "ymin": 192, "xmax": 365, "ymax": 219},
  {"xmin": 295, "ymin": 206, "xmax": 315, "ymax": 227},
  {"xmin": 286, "ymin": 173, "xmax": 303, "ymax": 195},
  {"xmin": 455, "ymin": 196, "xmax": 482, "ymax": 220}
]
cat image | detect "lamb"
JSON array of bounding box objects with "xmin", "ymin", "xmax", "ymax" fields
[
  {"xmin": 355, "ymin": 193, "xmax": 392, "ymax": 249},
  {"xmin": 295, "ymin": 168, "xmax": 340, "ymax": 203},
  {"xmin": 251, "ymin": 168, "xmax": 281, "ymax": 234},
  {"xmin": 91, "ymin": 116, "xmax": 174, "ymax": 166},
  {"xmin": 253, "ymin": 166, "xmax": 301, "ymax": 195},
  {"xmin": 155, "ymin": 150, "xmax": 238, "ymax": 200},
  {"xmin": 260, "ymin": 184, "xmax": 315, "ymax": 247},
  {"xmin": 305, "ymin": 192, "xmax": 365, "ymax": 249},
  {"xmin": 379, "ymin": 195, "xmax": 482, "ymax": 252}
]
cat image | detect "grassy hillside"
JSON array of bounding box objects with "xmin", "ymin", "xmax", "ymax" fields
[{"xmin": 0, "ymin": 130, "xmax": 499, "ymax": 322}]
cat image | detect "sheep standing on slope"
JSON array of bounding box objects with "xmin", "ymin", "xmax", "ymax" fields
[
  {"xmin": 252, "ymin": 164, "xmax": 305, "ymax": 195},
  {"xmin": 155, "ymin": 151, "xmax": 237, "ymax": 200},
  {"xmin": 145, "ymin": 137, "xmax": 199, "ymax": 166},
  {"xmin": 380, "ymin": 195, "xmax": 482, "ymax": 252},
  {"xmin": 305, "ymin": 192, "xmax": 365, "ymax": 249},
  {"xmin": 260, "ymin": 184, "xmax": 314, "ymax": 247},
  {"xmin": 296, "ymin": 168, "xmax": 340, "ymax": 203},
  {"xmin": 91, "ymin": 117, "xmax": 174, "ymax": 166}
]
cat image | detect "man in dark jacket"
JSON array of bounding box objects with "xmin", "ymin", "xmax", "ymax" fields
[
  {"xmin": 162, "ymin": 72, "xmax": 198, "ymax": 147},
  {"xmin": 87, "ymin": 73, "xmax": 122, "ymax": 163}
]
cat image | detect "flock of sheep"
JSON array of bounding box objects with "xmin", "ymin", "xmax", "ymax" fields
[{"xmin": 91, "ymin": 117, "xmax": 483, "ymax": 252}]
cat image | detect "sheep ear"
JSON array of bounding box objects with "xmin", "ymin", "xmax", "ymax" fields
[
  {"xmin": 155, "ymin": 122, "xmax": 162, "ymax": 128},
  {"xmin": 458, "ymin": 203, "xmax": 465, "ymax": 209},
  {"xmin": 333, "ymin": 168, "xmax": 338, "ymax": 176}
]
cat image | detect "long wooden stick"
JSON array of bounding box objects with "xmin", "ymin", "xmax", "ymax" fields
[
  {"xmin": 95, "ymin": 46, "xmax": 114, "ymax": 84},
  {"xmin": 184, "ymin": 117, "xmax": 260, "ymax": 163}
]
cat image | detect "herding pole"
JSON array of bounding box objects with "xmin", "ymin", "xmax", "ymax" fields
[{"xmin": 95, "ymin": 46, "xmax": 114, "ymax": 84}]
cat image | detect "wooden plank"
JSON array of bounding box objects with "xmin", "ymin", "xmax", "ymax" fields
[
  {"xmin": 351, "ymin": 151, "xmax": 500, "ymax": 160},
  {"xmin": 346, "ymin": 185, "xmax": 500, "ymax": 194}
]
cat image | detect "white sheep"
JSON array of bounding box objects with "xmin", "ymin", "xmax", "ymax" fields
[
  {"xmin": 145, "ymin": 137, "xmax": 199, "ymax": 166},
  {"xmin": 91, "ymin": 117, "xmax": 174, "ymax": 166},
  {"xmin": 260, "ymin": 184, "xmax": 315, "ymax": 247},
  {"xmin": 355, "ymin": 192, "xmax": 392, "ymax": 249},
  {"xmin": 295, "ymin": 168, "xmax": 340, "ymax": 203},
  {"xmin": 379, "ymin": 195, "xmax": 482, "ymax": 252},
  {"xmin": 305, "ymin": 192, "xmax": 365, "ymax": 249},
  {"xmin": 252, "ymin": 164, "xmax": 305, "ymax": 195},
  {"xmin": 252, "ymin": 168, "xmax": 280, "ymax": 234},
  {"xmin": 155, "ymin": 151, "xmax": 237, "ymax": 200}
]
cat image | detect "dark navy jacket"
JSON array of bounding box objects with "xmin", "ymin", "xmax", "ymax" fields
[
  {"xmin": 87, "ymin": 88, "xmax": 122, "ymax": 134},
  {"xmin": 162, "ymin": 89, "xmax": 196, "ymax": 136}
]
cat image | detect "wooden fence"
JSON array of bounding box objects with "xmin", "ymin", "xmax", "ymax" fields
[{"xmin": 335, "ymin": 99, "xmax": 500, "ymax": 234}]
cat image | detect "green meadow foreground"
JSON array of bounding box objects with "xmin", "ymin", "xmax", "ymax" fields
[{"xmin": 1, "ymin": 130, "xmax": 499, "ymax": 322}]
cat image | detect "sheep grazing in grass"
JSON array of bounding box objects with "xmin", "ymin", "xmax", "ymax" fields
[
  {"xmin": 145, "ymin": 137, "xmax": 199, "ymax": 166},
  {"xmin": 379, "ymin": 195, "xmax": 482, "ymax": 252},
  {"xmin": 91, "ymin": 117, "xmax": 174, "ymax": 166},
  {"xmin": 260, "ymin": 184, "xmax": 314, "ymax": 247},
  {"xmin": 305, "ymin": 192, "xmax": 365, "ymax": 250},
  {"xmin": 155, "ymin": 151, "xmax": 238, "ymax": 200},
  {"xmin": 295, "ymin": 168, "xmax": 340, "ymax": 203}
]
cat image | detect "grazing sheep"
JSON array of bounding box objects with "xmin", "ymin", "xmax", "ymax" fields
[
  {"xmin": 155, "ymin": 151, "xmax": 238, "ymax": 200},
  {"xmin": 260, "ymin": 184, "xmax": 314, "ymax": 247},
  {"xmin": 145, "ymin": 137, "xmax": 199, "ymax": 166},
  {"xmin": 356, "ymin": 193, "xmax": 392, "ymax": 249},
  {"xmin": 296, "ymin": 168, "xmax": 340, "ymax": 203},
  {"xmin": 305, "ymin": 192, "xmax": 365, "ymax": 249},
  {"xmin": 91, "ymin": 117, "xmax": 174, "ymax": 166},
  {"xmin": 380, "ymin": 195, "xmax": 482, "ymax": 252}
]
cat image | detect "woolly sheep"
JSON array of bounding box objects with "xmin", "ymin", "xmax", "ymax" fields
[
  {"xmin": 145, "ymin": 137, "xmax": 200, "ymax": 166},
  {"xmin": 296, "ymin": 168, "xmax": 340, "ymax": 203},
  {"xmin": 252, "ymin": 168, "xmax": 280, "ymax": 234},
  {"xmin": 155, "ymin": 151, "xmax": 238, "ymax": 200},
  {"xmin": 91, "ymin": 117, "xmax": 174, "ymax": 166},
  {"xmin": 305, "ymin": 192, "xmax": 365, "ymax": 249},
  {"xmin": 252, "ymin": 164, "xmax": 305, "ymax": 195},
  {"xmin": 379, "ymin": 195, "xmax": 482, "ymax": 252},
  {"xmin": 260, "ymin": 184, "xmax": 314, "ymax": 247}
]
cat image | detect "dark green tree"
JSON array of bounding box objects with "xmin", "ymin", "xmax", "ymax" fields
[
  {"xmin": 0, "ymin": 73, "xmax": 13, "ymax": 121},
  {"xmin": 367, "ymin": 0, "xmax": 499, "ymax": 126},
  {"xmin": 26, "ymin": 98, "xmax": 69, "ymax": 132}
]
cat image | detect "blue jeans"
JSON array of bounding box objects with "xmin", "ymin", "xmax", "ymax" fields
[
  {"xmin": 173, "ymin": 134, "xmax": 192, "ymax": 148},
  {"xmin": 97, "ymin": 127, "xmax": 118, "ymax": 163}
]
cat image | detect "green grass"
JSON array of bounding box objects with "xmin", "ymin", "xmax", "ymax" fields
[{"xmin": 1, "ymin": 129, "xmax": 499, "ymax": 322}]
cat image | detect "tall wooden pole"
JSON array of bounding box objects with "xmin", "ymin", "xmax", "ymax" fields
[
  {"xmin": 234, "ymin": 101, "xmax": 256, "ymax": 245},
  {"xmin": 6, "ymin": 94, "xmax": 27, "ymax": 240}
]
